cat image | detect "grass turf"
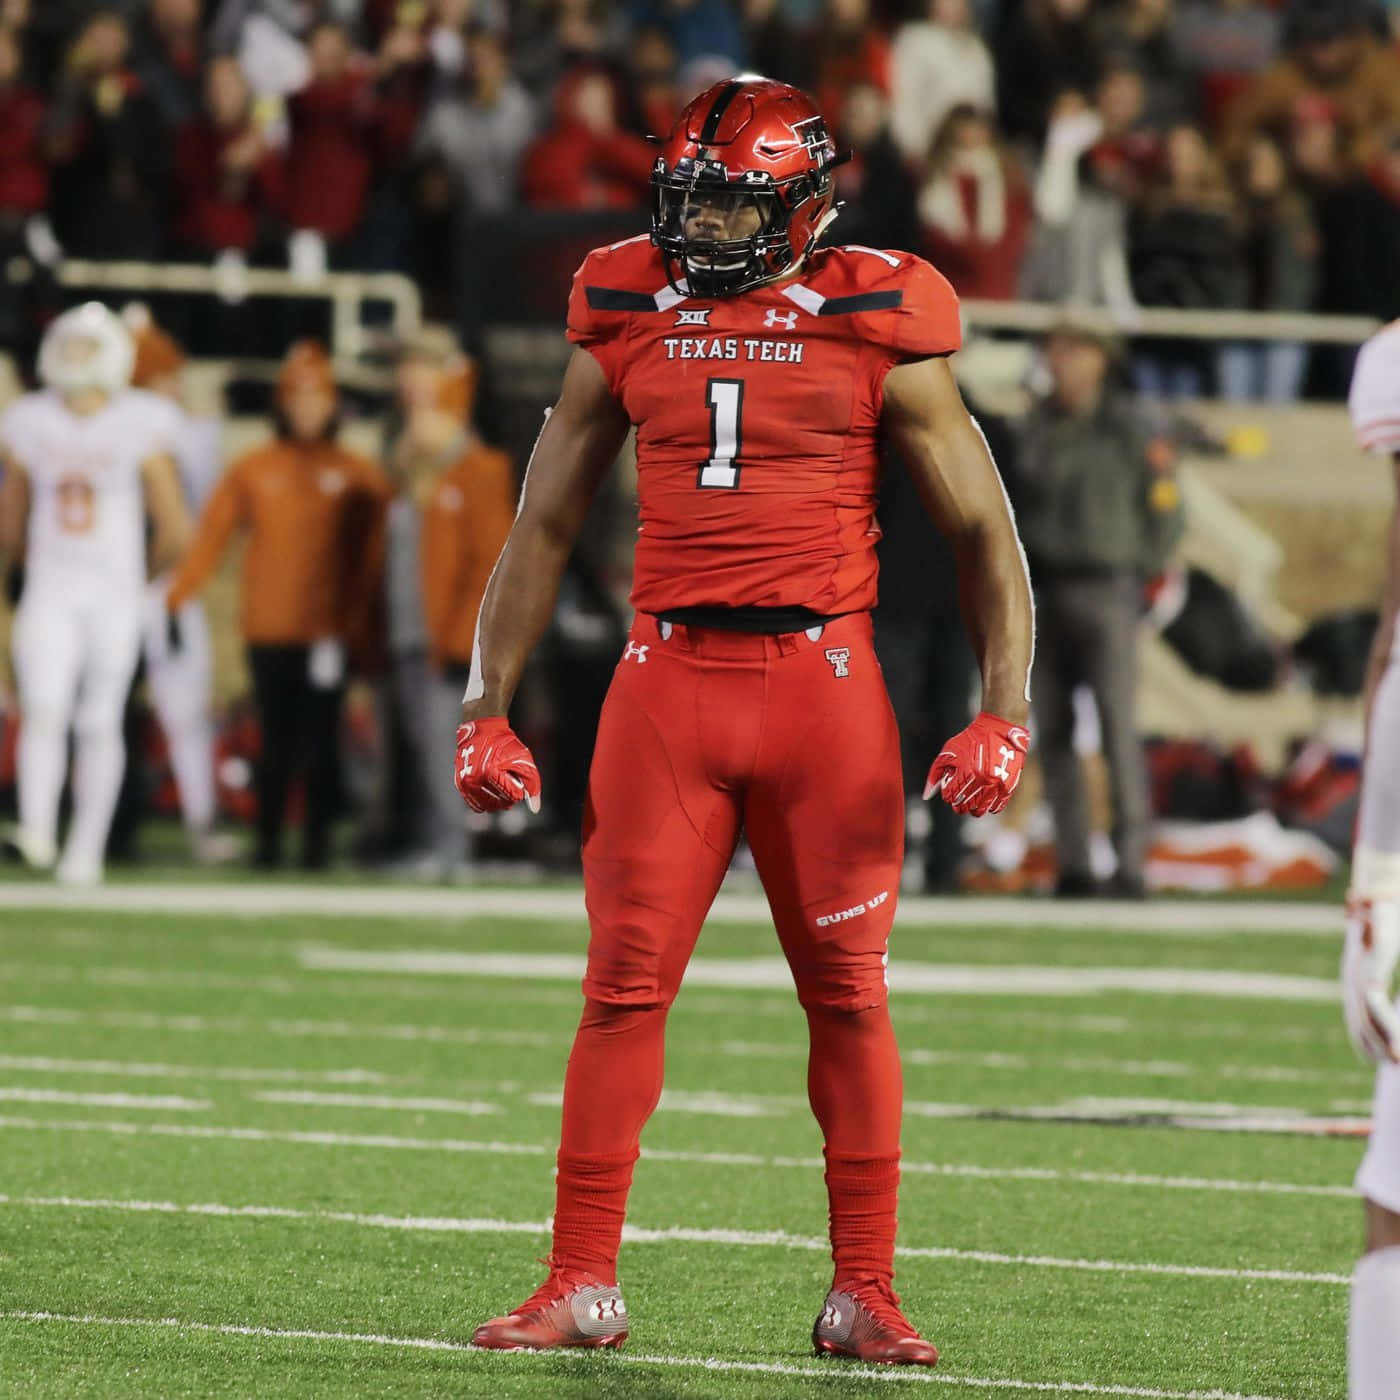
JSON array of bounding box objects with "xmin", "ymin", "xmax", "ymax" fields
[{"xmin": 0, "ymin": 894, "xmax": 1362, "ymax": 1398}]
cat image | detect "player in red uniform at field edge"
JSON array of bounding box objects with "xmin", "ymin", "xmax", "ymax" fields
[{"xmin": 455, "ymin": 78, "xmax": 1035, "ymax": 1366}]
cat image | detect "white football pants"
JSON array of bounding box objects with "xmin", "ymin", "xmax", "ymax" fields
[
  {"xmin": 1352, "ymin": 619, "xmax": 1400, "ymax": 1400},
  {"xmin": 1356, "ymin": 618, "xmax": 1400, "ymax": 1211},
  {"xmin": 142, "ymin": 581, "xmax": 217, "ymax": 833},
  {"xmin": 12, "ymin": 589, "xmax": 142, "ymax": 876}
]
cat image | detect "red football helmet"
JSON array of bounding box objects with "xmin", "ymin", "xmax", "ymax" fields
[{"xmin": 651, "ymin": 78, "xmax": 842, "ymax": 298}]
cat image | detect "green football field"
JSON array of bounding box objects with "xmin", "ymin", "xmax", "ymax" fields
[{"xmin": 0, "ymin": 881, "xmax": 1368, "ymax": 1398}]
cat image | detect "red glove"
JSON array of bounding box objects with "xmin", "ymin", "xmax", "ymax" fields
[
  {"xmin": 454, "ymin": 718, "xmax": 541, "ymax": 814},
  {"xmin": 924, "ymin": 711, "xmax": 1030, "ymax": 817}
]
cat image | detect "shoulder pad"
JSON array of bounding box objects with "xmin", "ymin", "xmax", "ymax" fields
[
  {"xmin": 566, "ymin": 235, "xmax": 669, "ymax": 392},
  {"xmin": 567, "ymin": 236, "xmax": 673, "ymax": 338},
  {"xmin": 1350, "ymin": 321, "xmax": 1400, "ymax": 455},
  {"xmin": 794, "ymin": 247, "xmax": 962, "ymax": 359},
  {"xmin": 0, "ymin": 391, "xmax": 47, "ymax": 459}
]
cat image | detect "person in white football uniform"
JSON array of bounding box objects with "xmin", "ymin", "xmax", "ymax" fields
[
  {"xmin": 1344, "ymin": 318, "xmax": 1400, "ymax": 1399},
  {"xmin": 0, "ymin": 303, "xmax": 190, "ymax": 884},
  {"xmin": 126, "ymin": 314, "xmax": 236, "ymax": 864}
]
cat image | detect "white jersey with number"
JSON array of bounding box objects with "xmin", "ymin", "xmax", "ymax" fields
[
  {"xmin": 1350, "ymin": 320, "xmax": 1400, "ymax": 455},
  {"xmin": 0, "ymin": 388, "xmax": 179, "ymax": 602}
]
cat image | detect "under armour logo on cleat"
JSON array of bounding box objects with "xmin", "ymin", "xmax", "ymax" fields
[{"xmin": 594, "ymin": 1298, "xmax": 623, "ymax": 1322}]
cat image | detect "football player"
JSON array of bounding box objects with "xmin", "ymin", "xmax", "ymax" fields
[
  {"xmin": 0, "ymin": 303, "xmax": 189, "ymax": 884},
  {"xmin": 456, "ymin": 80, "xmax": 1034, "ymax": 1366},
  {"xmin": 1343, "ymin": 318, "xmax": 1400, "ymax": 1399},
  {"xmin": 126, "ymin": 313, "xmax": 235, "ymax": 865}
]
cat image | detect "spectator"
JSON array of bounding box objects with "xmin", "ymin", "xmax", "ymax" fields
[
  {"xmin": 1315, "ymin": 120, "xmax": 1400, "ymax": 325},
  {"xmin": 173, "ymin": 55, "xmax": 284, "ymax": 257},
  {"xmin": 416, "ymin": 27, "xmax": 535, "ymax": 215},
  {"xmin": 1087, "ymin": 62, "xmax": 1160, "ymax": 206},
  {"xmin": 44, "ymin": 9, "xmax": 173, "ymax": 260},
  {"xmin": 995, "ymin": 0, "xmax": 1101, "ymax": 146},
  {"xmin": 1090, "ymin": 0, "xmax": 1188, "ymax": 128},
  {"xmin": 381, "ymin": 332, "xmax": 516, "ymax": 879},
  {"xmin": 1129, "ymin": 123, "xmax": 1244, "ymax": 397},
  {"xmin": 918, "ymin": 105, "xmax": 1031, "ymax": 301},
  {"xmin": 132, "ymin": 0, "xmax": 206, "ymax": 128},
  {"xmin": 521, "ymin": 67, "xmax": 652, "ymax": 211},
  {"xmin": 625, "ymin": 0, "xmax": 746, "ymax": 70},
  {"xmin": 283, "ymin": 22, "xmax": 376, "ymax": 261},
  {"xmin": 510, "ymin": 0, "xmax": 630, "ymax": 98},
  {"xmin": 1021, "ymin": 89, "xmax": 1140, "ymax": 312},
  {"xmin": 1171, "ymin": 0, "xmax": 1282, "ymax": 133},
  {"xmin": 1008, "ymin": 317, "xmax": 1183, "ymax": 898},
  {"xmin": 741, "ymin": 0, "xmax": 807, "ymax": 89},
  {"xmin": 831, "ymin": 80, "xmax": 921, "ymax": 253},
  {"xmin": 1218, "ymin": 135, "xmax": 1318, "ymax": 401},
  {"xmin": 372, "ymin": 8, "xmax": 433, "ymax": 171},
  {"xmin": 622, "ymin": 23, "xmax": 681, "ymax": 137},
  {"xmin": 1223, "ymin": 0, "xmax": 1400, "ymax": 173},
  {"xmin": 0, "ymin": 23, "xmax": 45, "ymax": 223},
  {"xmin": 167, "ymin": 341, "xmax": 391, "ymax": 870},
  {"xmin": 807, "ymin": 0, "xmax": 891, "ymax": 125},
  {"xmin": 889, "ymin": 0, "xmax": 996, "ymax": 167}
]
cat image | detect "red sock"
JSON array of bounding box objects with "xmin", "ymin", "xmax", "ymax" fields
[
  {"xmin": 805, "ymin": 1003, "xmax": 903, "ymax": 1286},
  {"xmin": 550, "ymin": 999, "xmax": 667, "ymax": 1283}
]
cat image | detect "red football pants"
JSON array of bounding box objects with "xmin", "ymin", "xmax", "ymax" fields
[
  {"xmin": 581, "ymin": 611, "xmax": 904, "ymax": 1010},
  {"xmin": 551, "ymin": 613, "xmax": 906, "ymax": 1286}
]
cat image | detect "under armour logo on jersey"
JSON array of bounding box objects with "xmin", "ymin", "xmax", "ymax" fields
[
  {"xmin": 674, "ymin": 307, "xmax": 712, "ymax": 326},
  {"xmin": 764, "ymin": 307, "xmax": 799, "ymax": 330},
  {"xmin": 825, "ymin": 647, "xmax": 851, "ymax": 678},
  {"xmin": 623, "ymin": 642, "xmax": 649, "ymax": 664}
]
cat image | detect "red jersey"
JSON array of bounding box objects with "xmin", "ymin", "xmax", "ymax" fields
[{"xmin": 566, "ymin": 237, "xmax": 960, "ymax": 617}]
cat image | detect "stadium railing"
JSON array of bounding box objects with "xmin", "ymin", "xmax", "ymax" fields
[{"xmin": 55, "ymin": 259, "xmax": 423, "ymax": 364}]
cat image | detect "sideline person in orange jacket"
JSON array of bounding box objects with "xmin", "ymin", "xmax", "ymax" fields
[
  {"xmin": 382, "ymin": 332, "xmax": 516, "ymax": 878},
  {"xmin": 168, "ymin": 340, "xmax": 391, "ymax": 869}
]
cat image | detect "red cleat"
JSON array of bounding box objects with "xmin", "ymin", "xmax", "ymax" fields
[
  {"xmin": 812, "ymin": 1279, "xmax": 939, "ymax": 1366},
  {"xmin": 472, "ymin": 1261, "xmax": 628, "ymax": 1352}
]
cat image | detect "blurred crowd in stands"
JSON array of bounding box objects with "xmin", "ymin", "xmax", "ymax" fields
[{"xmin": 0, "ymin": 0, "xmax": 1399, "ymax": 393}]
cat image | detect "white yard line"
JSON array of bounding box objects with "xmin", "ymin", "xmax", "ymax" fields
[
  {"xmin": 0, "ymin": 881, "xmax": 1341, "ymax": 933},
  {"xmin": 252, "ymin": 1091, "xmax": 500, "ymax": 1116},
  {"xmin": 0, "ymin": 960, "xmax": 1339, "ymax": 1044},
  {"xmin": 0, "ymin": 1087, "xmax": 209, "ymax": 1110},
  {"xmin": 721, "ymin": 1041, "xmax": 1364, "ymax": 1087},
  {"xmin": 0, "ymin": 1005, "xmax": 562, "ymax": 1047},
  {"xmin": 295, "ymin": 947, "xmax": 1341, "ymax": 1003},
  {"xmin": 0, "ymin": 1196, "xmax": 1348, "ymax": 1286},
  {"xmin": 0, "ymin": 1309, "xmax": 1295, "ymax": 1399},
  {"xmin": 0, "ymin": 1004, "xmax": 1362, "ymax": 1103},
  {"xmin": 0, "ymin": 1055, "xmax": 389, "ymax": 1085},
  {"xmin": 0, "ymin": 1114, "xmax": 1355, "ymax": 1197}
]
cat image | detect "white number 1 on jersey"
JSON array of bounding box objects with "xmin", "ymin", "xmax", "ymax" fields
[{"xmin": 698, "ymin": 378, "xmax": 744, "ymax": 489}]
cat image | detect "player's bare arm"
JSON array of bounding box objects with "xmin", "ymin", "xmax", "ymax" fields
[
  {"xmin": 0, "ymin": 454, "xmax": 28, "ymax": 565},
  {"xmin": 882, "ymin": 355, "xmax": 1034, "ymax": 816},
  {"xmin": 141, "ymin": 452, "xmax": 192, "ymax": 575},
  {"xmin": 453, "ymin": 347, "xmax": 629, "ymax": 814}
]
